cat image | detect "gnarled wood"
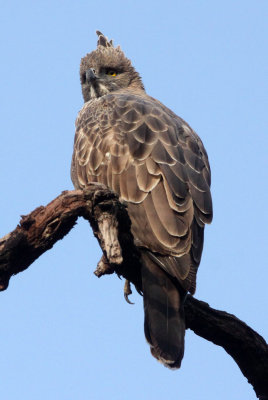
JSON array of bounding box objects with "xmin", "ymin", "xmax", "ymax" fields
[
  {"xmin": 0, "ymin": 184, "xmax": 142, "ymax": 292},
  {"xmin": 0, "ymin": 186, "xmax": 267, "ymax": 398}
]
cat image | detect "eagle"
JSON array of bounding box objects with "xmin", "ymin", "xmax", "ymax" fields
[{"xmin": 71, "ymin": 31, "xmax": 213, "ymax": 369}]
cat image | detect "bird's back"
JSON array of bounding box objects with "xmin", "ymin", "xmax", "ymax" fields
[{"xmin": 72, "ymin": 90, "xmax": 212, "ymax": 294}]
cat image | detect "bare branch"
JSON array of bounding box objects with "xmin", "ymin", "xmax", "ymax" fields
[
  {"xmin": 0, "ymin": 184, "xmax": 142, "ymax": 291},
  {"xmin": 0, "ymin": 186, "xmax": 267, "ymax": 398},
  {"xmin": 184, "ymin": 296, "xmax": 268, "ymax": 399}
]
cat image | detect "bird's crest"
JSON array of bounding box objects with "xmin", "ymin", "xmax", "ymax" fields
[{"xmin": 96, "ymin": 31, "xmax": 115, "ymax": 48}]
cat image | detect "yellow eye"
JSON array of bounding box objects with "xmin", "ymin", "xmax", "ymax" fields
[{"xmin": 107, "ymin": 70, "xmax": 117, "ymax": 77}]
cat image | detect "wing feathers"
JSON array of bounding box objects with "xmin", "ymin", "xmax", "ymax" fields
[
  {"xmin": 189, "ymin": 184, "xmax": 212, "ymax": 216},
  {"xmin": 136, "ymin": 163, "xmax": 160, "ymax": 192},
  {"xmin": 146, "ymin": 115, "xmax": 167, "ymax": 132},
  {"xmin": 110, "ymin": 143, "xmax": 129, "ymax": 174},
  {"xmin": 123, "ymin": 108, "xmax": 141, "ymax": 123},
  {"xmin": 88, "ymin": 147, "xmax": 103, "ymax": 170},
  {"xmin": 160, "ymin": 164, "xmax": 188, "ymax": 199},
  {"xmin": 159, "ymin": 126, "xmax": 178, "ymax": 146},
  {"xmin": 128, "ymin": 133, "xmax": 154, "ymax": 160},
  {"xmin": 151, "ymin": 183, "xmax": 188, "ymax": 237},
  {"xmin": 184, "ymin": 148, "xmax": 205, "ymax": 172},
  {"xmin": 72, "ymin": 92, "xmax": 213, "ymax": 292},
  {"xmin": 151, "ymin": 143, "xmax": 176, "ymax": 165},
  {"xmin": 143, "ymin": 195, "xmax": 181, "ymax": 249},
  {"xmin": 127, "ymin": 165, "xmax": 148, "ymax": 203},
  {"xmin": 133, "ymin": 123, "xmax": 158, "ymax": 144}
]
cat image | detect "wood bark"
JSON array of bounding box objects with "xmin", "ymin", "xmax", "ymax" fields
[{"xmin": 0, "ymin": 185, "xmax": 267, "ymax": 398}]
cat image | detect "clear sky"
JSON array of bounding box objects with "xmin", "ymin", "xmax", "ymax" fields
[{"xmin": 0, "ymin": 1, "xmax": 267, "ymax": 399}]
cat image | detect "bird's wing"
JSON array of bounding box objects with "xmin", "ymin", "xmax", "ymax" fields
[{"xmin": 71, "ymin": 92, "xmax": 212, "ymax": 291}]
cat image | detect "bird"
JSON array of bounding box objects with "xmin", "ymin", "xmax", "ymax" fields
[{"xmin": 71, "ymin": 31, "xmax": 213, "ymax": 369}]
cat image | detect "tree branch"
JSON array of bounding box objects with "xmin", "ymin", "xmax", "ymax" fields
[
  {"xmin": 0, "ymin": 186, "xmax": 267, "ymax": 398},
  {"xmin": 184, "ymin": 296, "xmax": 268, "ymax": 399}
]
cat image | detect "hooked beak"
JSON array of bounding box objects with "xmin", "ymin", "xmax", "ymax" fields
[{"xmin": 86, "ymin": 68, "xmax": 97, "ymax": 83}]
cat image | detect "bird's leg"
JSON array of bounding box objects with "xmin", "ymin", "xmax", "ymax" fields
[
  {"xmin": 97, "ymin": 212, "xmax": 123, "ymax": 265},
  {"xmin": 124, "ymin": 279, "xmax": 134, "ymax": 304}
]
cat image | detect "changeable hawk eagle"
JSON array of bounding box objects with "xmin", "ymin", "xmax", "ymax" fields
[{"xmin": 71, "ymin": 31, "xmax": 213, "ymax": 368}]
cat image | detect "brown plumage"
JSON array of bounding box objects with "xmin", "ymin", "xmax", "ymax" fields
[{"xmin": 71, "ymin": 31, "xmax": 213, "ymax": 368}]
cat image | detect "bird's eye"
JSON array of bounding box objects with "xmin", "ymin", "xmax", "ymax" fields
[{"xmin": 106, "ymin": 70, "xmax": 117, "ymax": 77}]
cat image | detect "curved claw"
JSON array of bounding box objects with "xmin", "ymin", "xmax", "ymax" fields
[
  {"xmin": 124, "ymin": 293, "xmax": 134, "ymax": 305},
  {"xmin": 124, "ymin": 280, "xmax": 134, "ymax": 305},
  {"xmin": 116, "ymin": 272, "xmax": 122, "ymax": 280}
]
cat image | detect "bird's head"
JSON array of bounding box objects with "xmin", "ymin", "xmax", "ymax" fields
[{"xmin": 80, "ymin": 31, "xmax": 144, "ymax": 102}]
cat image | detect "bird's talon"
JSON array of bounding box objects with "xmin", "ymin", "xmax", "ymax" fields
[{"xmin": 124, "ymin": 280, "xmax": 134, "ymax": 304}]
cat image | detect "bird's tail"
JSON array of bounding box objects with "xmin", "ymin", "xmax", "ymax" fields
[{"xmin": 141, "ymin": 251, "xmax": 185, "ymax": 369}]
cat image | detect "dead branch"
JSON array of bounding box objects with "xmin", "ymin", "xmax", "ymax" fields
[
  {"xmin": 0, "ymin": 185, "xmax": 267, "ymax": 399},
  {"xmin": 184, "ymin": 296, "xmax": 268, "ymax": 399}
]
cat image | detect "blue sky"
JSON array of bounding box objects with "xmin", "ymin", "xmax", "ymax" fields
[{"xmin": 0, "ymin": 1, "xmax": 267, "ymax": 399}]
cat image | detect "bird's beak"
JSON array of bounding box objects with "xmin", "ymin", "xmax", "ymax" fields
[{"xmin": 86, "ymin": 68, "xmax": 97, "ymax": 83}]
